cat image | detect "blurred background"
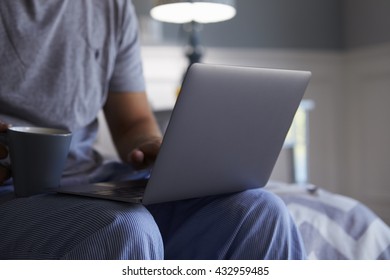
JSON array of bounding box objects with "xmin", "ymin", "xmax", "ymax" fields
[{"xmin": 130, "ymin": 0, "xmax": 390, "ymax": 224}]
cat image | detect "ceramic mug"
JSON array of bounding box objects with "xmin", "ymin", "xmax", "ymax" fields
[{"xmin": 0, "ymin": 126, "xmax": 72, "ymax": 197}]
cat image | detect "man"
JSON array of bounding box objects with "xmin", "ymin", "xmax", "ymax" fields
[{"xmin": 0, "ymin": 0, "xmax": 306, "ymax": 259}]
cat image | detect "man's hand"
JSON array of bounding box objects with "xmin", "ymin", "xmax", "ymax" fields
[
  {"xmin": 128, "ymin": 137, "xmax": 162, "ymax": 169},
  {"xmin": 0, "ymin": 121, "xmax": 11, "ymax": 185}
]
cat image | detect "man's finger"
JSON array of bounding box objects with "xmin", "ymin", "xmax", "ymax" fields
[{"xmin": 0, "ymin": 121, "xmax": 9, "ymax": 132}]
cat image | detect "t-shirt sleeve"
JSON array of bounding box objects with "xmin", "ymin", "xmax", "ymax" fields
[{"xmin": 108, "ymin": 1, "xmax": 146, "ymax": 93}]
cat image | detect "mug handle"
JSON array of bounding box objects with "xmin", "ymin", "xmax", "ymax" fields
[
  {"xmin": 0, "ymin": 131, "xmax": 8, "ymax": 143},
  {"xmin": 0, "ymin": 126, "xmax": 10, "ymax": 166}
]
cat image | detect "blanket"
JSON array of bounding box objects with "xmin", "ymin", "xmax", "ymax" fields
[{"xmin": 267, "ymin": 182, "xmax": 390, "ymax": 260}]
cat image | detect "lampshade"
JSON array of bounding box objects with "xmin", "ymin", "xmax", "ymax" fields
[{"xmin": 150, "ymin": 0, "xmax": 236, "ymax": 24}]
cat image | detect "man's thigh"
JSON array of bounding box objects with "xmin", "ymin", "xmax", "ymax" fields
[{"xmin": 0, "ymin": 193, "xmax": 163, "ymax": 259}]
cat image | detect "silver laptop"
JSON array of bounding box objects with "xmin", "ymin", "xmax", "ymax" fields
[{"xmin": 58, "ymin": 63, "xmax": 311, "ymax": 204}]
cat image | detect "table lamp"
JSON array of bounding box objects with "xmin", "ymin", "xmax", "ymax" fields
[{"xmin": 150, "ymin": 0, "xmax": 236, "ymax": 65}]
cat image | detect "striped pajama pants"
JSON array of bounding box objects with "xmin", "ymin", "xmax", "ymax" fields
[{"xmin": 0, "ymin": 164, "xmax": 306, "ymax": 260}]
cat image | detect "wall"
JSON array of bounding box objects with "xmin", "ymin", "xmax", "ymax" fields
[
  {"xmin": 133, "ymin": 0, "xmax": 344, "ymax": 49},
  {"xmin": 344, "ymin": 43, "xmax": 390, "ymax": 224},
  {"xmin": 342, "ymin": 0, "xmax": 390, "ymax": 223},
  {"xmin": 344, "ymin": 0, "xmax": 390, "ymax": 48},
  {"xmin": 134, "ymin": 0, "xmax": 390, "ymax": 50}
]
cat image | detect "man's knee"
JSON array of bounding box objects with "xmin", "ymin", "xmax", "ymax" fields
[{"xmin": 61, "ymin": 201, "xmax": 164, "ymax": 259}]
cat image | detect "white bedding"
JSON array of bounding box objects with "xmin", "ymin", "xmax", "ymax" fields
[{"xmin": 267, "ymin": 182, "xmax": 390, "ymax": 260}]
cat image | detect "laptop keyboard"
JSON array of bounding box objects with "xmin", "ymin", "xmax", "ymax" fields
[{"xmin": 92, "ymin": 181, "xmax": 146, "ymax": 199}]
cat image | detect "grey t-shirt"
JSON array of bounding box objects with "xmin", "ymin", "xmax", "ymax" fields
[{"xmin": 0, "ymin": 0, "xmax": 145, "ymax": 182}]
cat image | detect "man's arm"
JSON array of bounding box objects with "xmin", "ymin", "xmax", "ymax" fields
[{"xmin": 103, "ymin": 92, "xmax": 162, "ymax": 169}]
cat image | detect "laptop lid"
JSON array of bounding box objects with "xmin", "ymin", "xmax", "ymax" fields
[{"xmin": 142, "ymin": 63, "xmax": 311, "ymax": 204}]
